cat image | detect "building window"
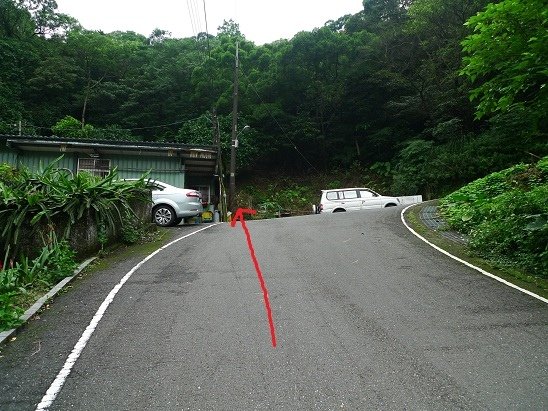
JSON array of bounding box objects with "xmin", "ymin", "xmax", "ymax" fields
[{"xmin": 77, "ymin": 158, "xmax": 111, "ymax": 178}]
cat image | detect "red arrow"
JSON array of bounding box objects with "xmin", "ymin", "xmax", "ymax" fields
[{"xmin": 231, "ymin": 208, "xmax": 277, "ymax": 348}]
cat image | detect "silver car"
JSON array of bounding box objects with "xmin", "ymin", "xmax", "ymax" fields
[
  {"xmin": 128, "ymin": 179, "xmax": 202, "ymax": 226},
  {"xmin": 318, "ymin": 187, "xmax": 400, "ymax": 213},
  {"xmin": 148, "ymin": 180, "xmax": 203, "ymax": 226}
]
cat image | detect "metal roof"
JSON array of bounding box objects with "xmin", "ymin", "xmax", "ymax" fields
[{"xmin": 1, "ymin": 135, "xmax": 218, "ymax": 176}]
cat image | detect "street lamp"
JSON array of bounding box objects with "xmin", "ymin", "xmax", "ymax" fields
[
  {"xmin": 229, "ymin": 124, "xmax": 250, "ymax": 213},
  {"xmin": 234, "ymin": 125, "xmax": 250, "ymax": 148}
]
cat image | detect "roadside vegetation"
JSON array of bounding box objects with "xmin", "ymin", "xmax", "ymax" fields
[
  {"xmin": 0, "ymin": 161, "xmax": 150, "ymax": 331},
  {"xmin": 439, "ymin": 156, "xmax": 548, "ymax": 281},
  {"xmin": 1, "ymin": 0, "xmax": 546, "ymax": 200},
  {"xmin": 237, "ymin": 162, "xmax": 392, "ymax": 217}
]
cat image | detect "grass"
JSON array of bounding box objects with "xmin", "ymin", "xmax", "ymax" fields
[
  {"xmin": 404, "ymin": 201, "xmax": 548, "ymax": 299},
  {"xmin": 77, "ymin": 228, "xmax": 172, "ymax": 276}
]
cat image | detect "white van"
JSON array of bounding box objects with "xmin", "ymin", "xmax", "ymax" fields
[{"xmin": 318, "ymin": 187, "xmax": 400, "ymax": 213}]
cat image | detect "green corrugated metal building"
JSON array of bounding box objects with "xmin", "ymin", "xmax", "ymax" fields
[{"xmin": 0, "ymin": 135, "xmax": 219, "ymax": 204}]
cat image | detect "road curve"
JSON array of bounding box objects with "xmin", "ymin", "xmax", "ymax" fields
[{"xmin": 1, "ymin": 208, "xmax": 547, "ymax": 410}]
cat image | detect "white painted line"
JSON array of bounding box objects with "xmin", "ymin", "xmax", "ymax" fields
[
  {"xmin": 35, "ymin": 224, "xmax": 218, "ymax": 411},
  {"xmin": 401, "ymin": 205, "xmax": 547, "ymax": 304}
]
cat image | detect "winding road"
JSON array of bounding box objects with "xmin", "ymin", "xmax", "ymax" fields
[{"xmin": 1, "ymin": 207, "xmax": 547, "ymax": 410}]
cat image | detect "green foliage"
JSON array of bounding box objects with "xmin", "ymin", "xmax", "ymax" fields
[
  {"xmin": 51, "ymin": 116, "xmax": 134, "ymax": 140},
  {"xmin": 0, "ymin": 163, "xmax": 20, "ymax": 185},
  {"xmin": 0, "ymin": 0, "xmax": 544, "ymax": 202},
  {"xmin": 466, "ymin": 185, "xmax": 548, "ymax": 276},
  {"xmin": 391, "ymin": 140, "xmax": 435, "ymax": 196},
  {"xmin": 0, "ymin": 157, "xmax": 149, "ymax": 331},
  {"xmin": 12, "ymin": 238, "xmax": 76, "ymax": 287},
  {"xmin": 88, "ymin": 124, "xmax": 135, "ymax": 141},
  {"xmin": 0, "ymin": 291, "xmax": 24, "ymax": 330},
  {"xmin": 240, "ymin": 182, "xmax": 315, "ymax": 217},
  {"xmin": 439, "ymin": 157, "xmax": 548, "ymax": 277},
  {"xmin": 176, "ymin": 114, "xmax": 258, "ymax": 170},
  {"xmin": 439, "ymin": 161, "xmax": 544, "ymax": 231},
  {"xmin": 461, "ymin": 0, "xmax": 548, "ymax": 122},
  {"xmin": 51, "ymin": 115, "xmax": 89, "ymax": 137},
  {"xmin": 96, "ymin": 219, "xmax": 108, "ymax": 250},
  {"xmin": 0, "ymin": 0, "xmax": 35, "ymax": 38},
  {"xmin": 120, "ymin": 211, "xmax": 145, "ymax": 245},
  {"xmin": 0, "ymin": 236, "xmax": 77, "ymax": 331},
  {"xmin": 0, "ymin": 158, "xmax": 150, "ymax": 255}
]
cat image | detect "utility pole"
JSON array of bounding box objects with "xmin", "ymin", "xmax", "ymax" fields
[
  {"xmin": 212, "ymin": 109, "xmax": 227, "ymax": 222},
  {"xmin": 229, "ymin": 41, "xmax": 239, "ymax": 214}
]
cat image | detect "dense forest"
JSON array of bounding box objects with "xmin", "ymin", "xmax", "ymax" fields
[{"xmin": 1, "ymin": 0, "xmax": 546, "ymax": 197}]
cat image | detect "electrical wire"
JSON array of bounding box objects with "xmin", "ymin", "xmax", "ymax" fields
[
  {"xmin": 186, "ymin": 0, "xmax": 198, "ymax": 37},
  {"xmin": 10, "ymin": 116, "xmax": 208, "ymax": 134},
  {"xmin": 240, "ymin": 70, "xmax": 319, "ymax": 172},
  {"xmin": 202, "ymin": 0, "xmax": 212, "ymax": 60}
]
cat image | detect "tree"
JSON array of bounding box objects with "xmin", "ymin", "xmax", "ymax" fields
[
  {"xmin": 63, "ymin": 30, "xmax": 144, "ymax": 127},
  {"xmin": 217, "ymin": 19, "xmax": 243, "ymax": 40},
  {"xmin": 11, "ymin": 0, "xmax": 80, "ymax": 37},
  {"xmin": 461, "ymin": 0, "xmax": 548, "ymax": 124},
  {"xmin": 51, "ymin": 115, "xmax": 92, "ymax": 137},
  {"xmin": 0, "ymin": 0, "xmax": 34, "ymax": 38},
  {"xmin": 147, "ymin": 28, "xmax": 171, "ymax": 45}
]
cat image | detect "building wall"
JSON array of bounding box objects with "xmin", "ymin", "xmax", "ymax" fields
[
  {"xmin": 0, "ymin": 150, "xmax": 75, "ymax": 172},
  {"xmin": 0, "ymin": 147, "xmax": 18, "ymax": 165},
  {"xmin": 112, "ymin": 155, "xmax": 185, "ymax": 187},
  {"xmin": 0, "ymin": 148, "xmax": 187, "ymax": 188}
]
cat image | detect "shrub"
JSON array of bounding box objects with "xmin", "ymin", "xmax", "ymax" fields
[
  {"xmin": 51, "ymin": 116, "xmax": 92, "ymax": 138},
  {"xmin": 0, "ymin": 160, "xmax": 150, "ymax": 331},
  {"xmin": 0, "ymin": 163, "xmax": 20, "ymax": 186},
  {"xmin": 0, "ymin": 158, "xmax": 150, "ymax": 256},
  {"xmin": 0, "ymin": 237, "xmax": 77, "ymax": 331},
  {"xmin": 0, "ymin": 292, "xmax": 23, "ymax": 330},
  {"xmin": 246, "ymin": 182, "xmax": 314, "ymax": 216},
  {"xmin": 439, "ymin": 161, "xmax": 545, "ymax": 232},
  {"xmin": 439, "ymin": 156, "xmax": 548, "ymax": 277},
  {"xmin": 466, "ymin": 185, "xmax": 547, "ymax": 276}
]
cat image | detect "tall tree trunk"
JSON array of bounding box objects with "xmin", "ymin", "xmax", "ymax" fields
[
  {"xmin": 81, "ymin": 75, "xmax": 105, "ymax": 127},
  {"xmin": 81, "ymin": 90, "xmax": 89, "ymax": 127}
]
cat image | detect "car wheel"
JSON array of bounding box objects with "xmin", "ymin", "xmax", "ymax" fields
[
  {"xmin": 153, "ymin": 205, "xmax": 176, "ymax": 226},
  {"xmin": 333, "ymin": 208, "xmax": 346, "ymax": 213},
  {"xmin": 384, "ymin": 203, "xmax": 397, "ymax": 207}
]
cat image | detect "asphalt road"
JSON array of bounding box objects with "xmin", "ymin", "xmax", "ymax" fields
[{"xmin": 1, "ymin": 208, "xmax": 547, "ymax": 410}]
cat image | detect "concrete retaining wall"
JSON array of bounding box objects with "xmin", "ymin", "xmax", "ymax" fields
[{"xmin": 397, "ymin": 195, "xmax": 423, "ymax": 205}]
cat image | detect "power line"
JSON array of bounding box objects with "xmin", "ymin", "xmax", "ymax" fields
[
  {"xmin": 186, "ymin": 0, "xmax": 199, "ymax": 38},
  {"xmin": 121, "ymin": 119, "xmax": 190, "ymax": 131},
  {"xmin": 202, "ymin": 0, "xmax": 212, "ymax": 60},
  {"xmin": 240, "ymin": 70, "xmax": 319, "ymax": 172},
  {"xmin": 12, "ymin": 116, "xmax": 206, "ymax": 134},
  {"xmin": 186, "ymin": 0, "xmax": 204, "ymax": 38}
]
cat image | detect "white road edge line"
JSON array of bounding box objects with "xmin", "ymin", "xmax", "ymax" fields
[
  {"xmin": 400, "ymin": 205, "xmax": 547, "ymax": 304},
  {"xmin": 35, "ymin": 224, "xmax": 219, "ymax": 411}
]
